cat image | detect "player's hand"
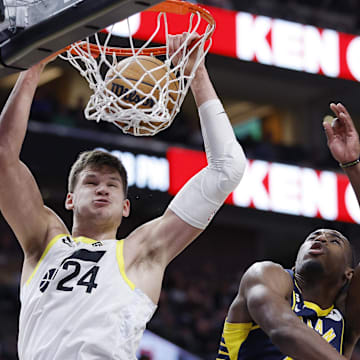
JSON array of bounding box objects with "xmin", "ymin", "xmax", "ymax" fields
[
  {"xmin": 169, "ymin": 32, "xmax": 204, "ymax": 76},
  {"xmin": 323, "ymin": 102, "xmax": 360, "ymax": 164}
]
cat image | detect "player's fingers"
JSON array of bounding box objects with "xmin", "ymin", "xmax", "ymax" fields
[
  {"xmin": 168, "ymin": 34, "xmax": 175, "ymax": 56},
  {"xmin": 330, "ymin": 102, "xmax": 341, "ymax": 118},
  {"xmin": 337, "ymin": 103, "xmax": 357, "ymax": 134},
  {"xmin": 181, "ymin": 32, "xmax": 189, "ymax": 43},
  {"xmin": 337, "ymin": 103, "xmax": 351, "ymax": 118},
  {"xmin": 323, "ymin": 121, "xmax": 335, "ymax": 142},
  {"xmin": 173, "ymin": 34, "xmax": 180, "ymax": 51},
  {"xmin": 170, "ymin": 34, "xmax": 182, "ymax": 62},
  {"xmin": 338, "ymin": 111, "xmax": 355, "ymax": 134},
  {"xmin": 184, "ymin": 32, "xmax": 201, "ymax": 49},
  {"xmin": 330, "ymin": 104, "xmax": 352, "ymax": 134},
  {"xmin": 184, "ymin": 31, "xmax": 199, "ymax": 42}
]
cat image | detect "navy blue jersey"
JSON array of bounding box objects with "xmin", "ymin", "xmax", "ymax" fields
[{"xmin": 217, "ymin": 270, "xmax": 345, "ymax": 360}]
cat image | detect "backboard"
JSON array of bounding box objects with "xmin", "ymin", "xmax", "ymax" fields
[{"xmin": 0, "ymin": 0, "xmax": 163, "ymax": 76}]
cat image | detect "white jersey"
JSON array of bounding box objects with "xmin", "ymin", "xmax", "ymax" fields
[{"xmin": 18, "ymin": 234, "xmax": 157, "ymax": 360}]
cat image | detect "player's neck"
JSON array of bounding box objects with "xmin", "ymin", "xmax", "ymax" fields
[
  {"xmin": 71, "ymin": 221, "xmax": 117, "ymax": 241},
  {"xmin": 295, "ymin": 272, "xmax": 341, "ymax": 309}
]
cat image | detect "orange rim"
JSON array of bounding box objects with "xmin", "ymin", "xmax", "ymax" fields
[{"xmin": 54, "ymin": 0, "xmax": 215, "ymax": 59}]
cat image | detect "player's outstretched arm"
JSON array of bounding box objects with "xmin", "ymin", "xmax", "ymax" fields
[
  {"xmin": 324, "ymin": 103, "xmax": 360, "ymax": 356},
  {"xmin": 157, "ymin": 65, "xmax": 245, "ymax": 256},
  {"xmin": 124, "ymin": 34, "xmax": 246, "ymax": 302},
  {"xmin": 0, "ymin": 63, "xmax": 67, "ymax": 264},
  {"xmin": 230, "ymin": 262, "xmax": 347, "ymax": 360}
]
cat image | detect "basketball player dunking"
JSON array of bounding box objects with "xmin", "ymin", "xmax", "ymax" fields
[
  {"xmin": 216, "ymin": 103, "xmax": 360, "ymax": 360},
  {"xmin": 0, "ymin": 33, "xmax": 247, "ymax": 360}
]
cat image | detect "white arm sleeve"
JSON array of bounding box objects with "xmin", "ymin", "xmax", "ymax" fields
[{"xmin": 168, "ymin": 99, "xmax": 246, "ymax": 229}]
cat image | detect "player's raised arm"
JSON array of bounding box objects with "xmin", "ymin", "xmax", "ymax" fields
[
  {"xmin": 124, "ymin": 33, "xmax": 246, "ymax": 301},
  {"xmin": 146, "ymin": 41, "xmax": 243, "ymax": 247},
  {"xmin": 0, "ymin": 63, "xmax": 67, "ymax": 264},
  {"xmin": 162, "ymin": 59, "xmax": 246, "ymax": 260},
  {"xmin": 324, "ymin": 103, "xmax": 360, "ymax": 356},
  {"xmin": 324, "ymin": 103, "xmax": 360, "ymax": 203},
  {"xmin": 227, "ymin": 262, "xmax": 347, "ymax": 360}
]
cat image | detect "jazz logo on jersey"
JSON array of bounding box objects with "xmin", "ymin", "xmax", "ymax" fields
[{"xmin": 39, "ymin": 268, "xmax": 58, "ymax": 293}]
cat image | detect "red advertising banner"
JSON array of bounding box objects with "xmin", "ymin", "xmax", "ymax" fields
[
  {"xmin": 166, "ymin": 147, "xmax": 360, "ymax": 224},
  {"xmin": 104, "ymin": 147, "xmax": 360, "ymax": 224},
  {"xmin": 109, "ymin": 5, "xmax": 360, "ymax": 82}
]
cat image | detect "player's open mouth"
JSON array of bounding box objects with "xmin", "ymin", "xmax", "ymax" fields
[{"xmin": 309, "ymin": 242, "xmax": 325, "ymax": 255}]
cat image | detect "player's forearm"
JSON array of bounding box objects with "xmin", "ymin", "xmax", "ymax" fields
[
  {"xmin": 0, "ymin": 63, "xmax": 45, "ymax": 160},
  {"xmin": 343, "ymin": 163, "xmax": 360, "ymax": 209},
  {"xmin": 269, "ymin": 323, "xmax": 346, "ymax": 360},
  {"xmin": 168, "ymin": 97, "xmax": 246, "ymax": 229},
  {"xmin": 248, "ymin": 280, "xmax": 346, "ymax": 360},
  {"xmin": 190, "ymin": 64, "xmax": 218, "ymax": 108}
]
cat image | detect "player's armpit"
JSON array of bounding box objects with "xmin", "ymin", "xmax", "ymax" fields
[{"xmin": 125, "ymin": 209, "xmax": 201, "ymax": 269}]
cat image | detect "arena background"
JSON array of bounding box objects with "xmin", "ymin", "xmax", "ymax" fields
[{"xmin": 1, "ymin": 0, "xmax": 360, "ymax": 358}]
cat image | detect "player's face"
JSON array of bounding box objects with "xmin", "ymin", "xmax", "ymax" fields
[
  {"xmin": 295, "ymin": 229, "xmax": 352, "ymax": 279},
  {"xmin": 65, "ymin": 165, "xmax": 129, "ymax": 226}
]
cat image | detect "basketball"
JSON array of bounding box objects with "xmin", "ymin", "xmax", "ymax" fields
[
  {"xmin": 104, "ymin": 55, "xmax": 179, "ymax": 135},
  {"xmin": 105, "ymin": 55, "xmax": 179, "ymax": 111}
]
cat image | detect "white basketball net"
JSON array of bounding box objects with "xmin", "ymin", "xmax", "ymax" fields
[{"xmin": 59, "ymin": 8, "xmax": 214, "ymax": 136}]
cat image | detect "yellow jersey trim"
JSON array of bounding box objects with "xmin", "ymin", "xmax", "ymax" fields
[
  {"xmin": 223, "ymin": 321, "xmax": 259, "ymax": 332},
  {"xmin": 220, "ymin": 320, "xmax": 252, "ymax": 360},
  {"xmin": 73, "ymin": 236, "xmax": 98, "ymax": 244},
  {"xmin": 291, "ymin": 290, "xmax": 296, "ymax": 310},
  {"xmin": 340, "ymin": 316, "xmax": 345, "ymax": 355},
  {"xmin": 303, "ymin": 301, "xmax": 334, "ymax": 317},
  {"xmin": 294, "ymin": 278, "xmax": 334, "ymax": 317},
  {"xmin": 116, "ymin": 240, "xmax": 135, "ymax": 291},
  {"xmin": 224, "ymin": 320, "xmax": 253, "ymax": 331},
  {"xmin": 26, "ymin": 233, "xmax": 68, "ymax": 285}
]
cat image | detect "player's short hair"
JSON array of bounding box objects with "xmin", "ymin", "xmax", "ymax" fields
[{"xmin": 68, "ymin": 150, "xmax": 128, "ymax": 197}]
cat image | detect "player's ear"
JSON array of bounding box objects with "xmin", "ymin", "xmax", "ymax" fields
[
  {"xmin": 122, "ymin": 199, "xmax": 130, "ymax": 218},
  {"xmin": 65, "ymin": 193, "xmax": 74, "ymax": 210},
  {"xmin": 344, "ymin": 267, "xmax": 354, "ymax": 282}
]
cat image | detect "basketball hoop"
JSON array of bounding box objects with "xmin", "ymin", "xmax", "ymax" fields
[{"xmin": 58, "ymin": 0, "xmax": 215, "ymax": 136}]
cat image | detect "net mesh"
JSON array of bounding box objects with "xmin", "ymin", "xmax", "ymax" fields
[{"xmin": 59, "ymin": 4, "xmax": 214, "ymax": 136}]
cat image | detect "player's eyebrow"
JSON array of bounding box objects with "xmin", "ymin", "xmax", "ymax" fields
[
  {"xmin": 306, "ymin": 230, "xmax": 323, "ymax": 239},
  {"xmin": 328, "ymin": 231, "xmax": 346, "ymax": 244},
  {"xmin": 82, "ymin": 173, "xmax": 98, "ymax": 180},
  {"xmin": 83, "ymin": 173, "xmax": 121, "ymax": 182},
  {"xmin": 306, "ymin": 230, "xmax": 345, "ymax": 244}
]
